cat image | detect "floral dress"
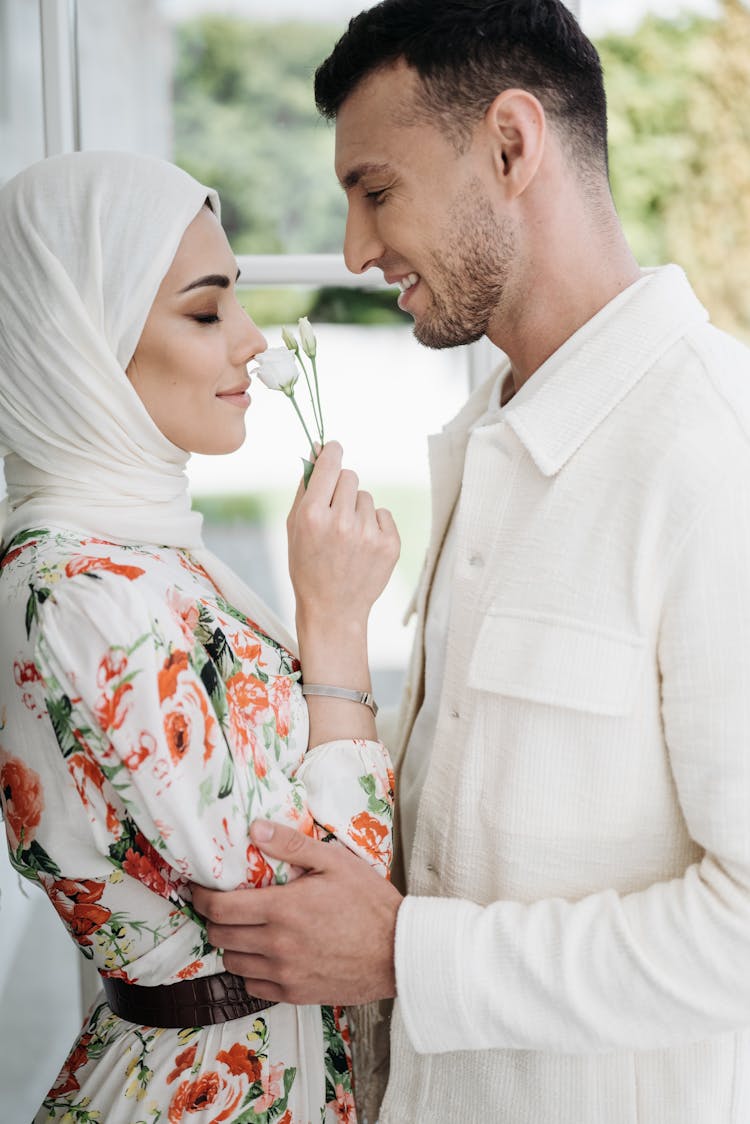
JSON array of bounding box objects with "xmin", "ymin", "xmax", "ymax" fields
[{"xmin": 0, "ymin": 527, "xmax": 394, "ymax": 1124}]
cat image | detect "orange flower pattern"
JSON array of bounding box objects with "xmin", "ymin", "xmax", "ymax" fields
[
  {"xmin": 167, "ymin": 1069, "xmax": 245, "ymax": 1123},
  {"xmin": 216, "ymin": 1042, "xmax": 263, "ymax": 1082},
  {"xmin": 48, "ymin": 1031, "xmax": 94, "ymax": 1099},
  {"xmin": 0, "ymin": 749, "xmax": 44, "ymax": 850},
  {"xmin": 348, "ymin": 810, "xmax": 393, "ymax": 868},
  {"xmin": 47, "ymin": 877, "xmax": 112, "ymax": 947},
  {"xmin": 0, "ymin": 528, "xmax": 393, "ymax": 1122},
  {"xmin": 166, "ymin": 1044, "xmax": 198, "ymax": 1085},
  {"xmin": 65, "ymin": 554, "xmax": 146, "ymax": 582}
]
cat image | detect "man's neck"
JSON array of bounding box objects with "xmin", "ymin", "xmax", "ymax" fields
[
  {"xmin": 489, "ymin": 217, "xmax": 641, "ymax": 393},
  {"xmin": 499, "ymin": 371, "xmax": 516, "ymax": 408}
]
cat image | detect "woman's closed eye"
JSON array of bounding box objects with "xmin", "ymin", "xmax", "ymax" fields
[{"xmin": 191, "ymin": 312, "xmax": 221, "ymax": 325}]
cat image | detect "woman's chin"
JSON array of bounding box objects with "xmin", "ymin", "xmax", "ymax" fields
[{"xmin": 189, "ymin": 422, "xmax": 247, "ymax": 457}]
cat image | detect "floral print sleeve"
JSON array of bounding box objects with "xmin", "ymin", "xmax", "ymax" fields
[{"xmin": 33, "ymin": 565, "xmax": 393, "ymax": 895}]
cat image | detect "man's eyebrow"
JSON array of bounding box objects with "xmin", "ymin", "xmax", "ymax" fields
[
  {"xmin": 340, "ymin": 162, "xmax": 393, "ymax": 191},
  {"xmin": 179, "ymin": 268, "xmax": 242, "ymax": 294}
]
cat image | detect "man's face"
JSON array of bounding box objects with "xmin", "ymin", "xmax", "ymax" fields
[{"xmin": 335, "ymin": 61, "xmax": 516, "ymax": 349}]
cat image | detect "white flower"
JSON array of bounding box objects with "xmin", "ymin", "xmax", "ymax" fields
[
  {"xmin": 298, "ymin": 316, "xmax": 317, "ymax": 359},
  {"xmin": 255, "ymin": 347, "xmax": 300, "ymax": 395},
  {"xmin": 256, "ymin": 319, "xmax": 326, "ymax": 488}
]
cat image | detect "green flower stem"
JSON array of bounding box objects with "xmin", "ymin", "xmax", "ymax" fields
[
  {"xmin": 310, "ymin": 354, "xmax": 324, "ymax": 444},
  {"xmin": 287, "ymin": 389, "xmax": 317, "ymax": 457},
  {"xmin": 295, "ymin": 352, "xmax": 323, "ymax": 442}
]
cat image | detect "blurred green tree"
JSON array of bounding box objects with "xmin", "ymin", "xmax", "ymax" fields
[
  {"xmin": 601, "ymin": 0, "xmax": 750, "ymax": 338},
  {"xmin": 174, "ymin": 4, "xmax": 750, "ymax": 338},
  {"xmin": 174, "ymin": 18, "xmax": 345, "ymax": 254}
]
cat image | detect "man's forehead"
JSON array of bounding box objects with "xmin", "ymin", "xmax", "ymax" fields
[
  {"xmin": 334, "ymin": 106, "xmax": 403, "ymax": 188},
  {"xmin": 333, "ymin": 64, "xmax": 424, "ymax": 187}
]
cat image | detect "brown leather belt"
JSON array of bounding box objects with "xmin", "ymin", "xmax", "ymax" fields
[{"xmin": 102, "ymin": 971, "xmax": 277, "ymax": 1028}]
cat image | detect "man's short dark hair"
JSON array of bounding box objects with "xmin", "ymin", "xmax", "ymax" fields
[{"xmin": 315, "ymin": 0, "xmax": 608, "ymax": 177}]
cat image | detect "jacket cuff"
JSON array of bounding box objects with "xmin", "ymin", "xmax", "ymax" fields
[{"xmin": 394, "ymin": 894, "xmax": 485, "ymax": 1054}]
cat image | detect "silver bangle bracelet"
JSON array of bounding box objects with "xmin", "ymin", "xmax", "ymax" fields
[{"xmin": 301, "ymin": 683, "xmax": 379, "ymax": 717}]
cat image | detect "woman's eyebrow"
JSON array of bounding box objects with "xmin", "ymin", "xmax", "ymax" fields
[{"xmin": 179, "ymin": 267, "xmax": 241, "ymax": 294}]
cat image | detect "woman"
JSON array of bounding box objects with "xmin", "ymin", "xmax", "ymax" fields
[{"xmin": 0, "ymin": 151, "xmax": 399, "ymax": 1122}]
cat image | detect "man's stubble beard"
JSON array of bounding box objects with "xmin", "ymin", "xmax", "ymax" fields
[{"xmin": 413, "ymin": 181, "xmax": 515, "ymax": 351}]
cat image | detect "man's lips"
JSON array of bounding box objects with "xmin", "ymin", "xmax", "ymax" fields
[
  {"xmin": 395, "ymin": 272, "xmax": 421, "ymax": 311},
  {"xmin": 385, "ymin": 270, "xmax": 420, "ymax": 288}
]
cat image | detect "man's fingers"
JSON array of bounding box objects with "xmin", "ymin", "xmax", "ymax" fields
[
  {"xmin": 191, "ymin": 884, "xmax": 268, "ymax": 926},
  {"xmin": 206, "ymin": 920, "xmax": 273, "ymax": 955},
  {"xmin": 250, "ymin": 821, "xmax": 333, "ymax": 870},
  {"xmin": 220, "ymin": 950, "xmax": 274, "ymax": 980},
  {"xmin": 237, "ymin": 975, "xmax": 286, "ymax": 1004}
]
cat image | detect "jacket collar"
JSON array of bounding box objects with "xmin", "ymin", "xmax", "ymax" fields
[
  {"xmin": 419, "ymin": 266, "xmax": 708, "ymax": 610},
  {"xmin": 502, "ymin": 265, "xmax": 709, "ymax": 477}
]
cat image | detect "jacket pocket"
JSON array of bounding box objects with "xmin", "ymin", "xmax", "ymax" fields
[{"xmin": 467, "ymin": 610, "xmax": 646, "ymax": 717}]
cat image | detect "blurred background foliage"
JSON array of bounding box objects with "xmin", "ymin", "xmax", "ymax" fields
[
  {"xmin": 174, "ymin": 0, "xmax": 750, "ymax": 339},
  {"xmin": 174, "ymin": 20, "xmax": 347, "ymax": 256},
  {"xmin": 600, "ymin": 0, "xmax": 750, "ymax": 340}
]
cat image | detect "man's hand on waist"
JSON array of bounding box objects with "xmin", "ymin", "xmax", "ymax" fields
[{"xmin": 191, "ymin": 819, "xmax": 402, "ymax": 1006}]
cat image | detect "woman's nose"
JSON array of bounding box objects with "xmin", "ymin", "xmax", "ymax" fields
[{"xmin": 236, "ymin": 305, "xmax": 267, "ymax": 362}]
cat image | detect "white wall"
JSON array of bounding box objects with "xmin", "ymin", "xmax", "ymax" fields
[
  {"xmin": 0, "ymin": 853, "xmax": 86, "ymax": 1120},
  {"xmin": 1, "ymin": 3, "xmax": 172, "ymax": 1114},
  {"xmin": 0, "ymin": 0, "xmax": 46, "ymax": 184}
]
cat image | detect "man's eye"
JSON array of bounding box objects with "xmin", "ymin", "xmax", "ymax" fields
[
  {"xmin": 192, "ymin": 313, "xmax": 221, "ymax": 324},
  {"xmin": 365, "ymin": 188, "xmax": 389, "ymax": 205}
]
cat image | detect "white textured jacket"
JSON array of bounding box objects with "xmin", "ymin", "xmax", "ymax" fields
[{"xmin": 378, "ymin": 266, "xmax": 750, "ymax": 1124}]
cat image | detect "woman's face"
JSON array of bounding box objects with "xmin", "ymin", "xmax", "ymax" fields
[{"xmin": 126, "ymin": 205, "xmax": 266, "ymax": 455}]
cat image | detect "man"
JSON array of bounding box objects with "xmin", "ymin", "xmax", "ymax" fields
[{"xmin": 192, "ymin": 2, "xmax": 750, "ymax": 1121}]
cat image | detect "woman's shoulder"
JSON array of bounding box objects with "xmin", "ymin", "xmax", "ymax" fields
[
  {"xmin": 1, "ymin": 527, "xmax": 296, "ymax": 675},
  {"xmin": 1, "ymin": 527, "xmax": 167, "ymax": 596},
  {"xmin": 0, "ymin": 528, "xmax": 199, "ymax": 640}
]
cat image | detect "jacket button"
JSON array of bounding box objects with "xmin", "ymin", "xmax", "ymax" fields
[
  {"xmin": 468, "ymin": 553, "xmax": 483, "ymax": 567},
  {"xmin": 449, "ymin": 708, "xmax": 460, "ymax": 719}
]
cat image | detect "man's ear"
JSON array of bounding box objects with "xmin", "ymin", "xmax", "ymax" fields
[{"xmin": 484, "ymin": 88, "xmax": 546, "ymax": 198}]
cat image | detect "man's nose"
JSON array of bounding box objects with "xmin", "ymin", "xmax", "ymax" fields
[{"xmin": 343, "ymin": 205, "xmax": 385, "ymax": 276}]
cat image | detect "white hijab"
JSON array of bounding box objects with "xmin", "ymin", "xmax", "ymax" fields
[{"xmin": 0, "ymin": 151, "xmax": 296, "ymax": 652}]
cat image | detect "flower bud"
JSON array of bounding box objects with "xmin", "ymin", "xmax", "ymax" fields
[
  {"xmin": 281, "ymin": 326, "xmax": 299, "ymax": 354},
  {"xmin": 298, "ymin": 316, "xmax": 317, "ymax": 359},
  {"xmin": 255, "ymin": 347, "xmax": 300, "ymax": 394}
]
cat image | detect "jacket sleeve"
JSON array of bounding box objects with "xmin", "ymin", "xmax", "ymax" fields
[
  {"xmin": 35, "ymin": 576, "xmax": 393, "ymax": 890},
  {"xmin": 394, "ymin": 471, "xmax": 750, "ymax": 1054}
]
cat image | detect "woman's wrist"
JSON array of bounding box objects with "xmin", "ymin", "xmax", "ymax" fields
[
  {"xmin": 295, "ymin": 607, "xmax": 369, "ymax": 643},
  {"xmin": 303, "ymin": 694, "xmax": 378, "ymax": 745},
  {"xmin": 296, "ymin": 613, "xmax": 371, "ymax": 690},
  {"xmin": 296, "ymin": 610, "xmax": 377, "ymax": 745}
]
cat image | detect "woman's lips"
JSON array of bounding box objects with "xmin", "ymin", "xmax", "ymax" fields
[{"xmin": 217, "ymin": 387, "xmax": 251, "ymax": 408}]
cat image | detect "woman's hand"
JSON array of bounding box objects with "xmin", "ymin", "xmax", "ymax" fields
[
  {"xmin": 287, "ymin": 442, "xmax": 400, "ymax": 632},
  {"xmin": 287, "ymin": 443, "xmax": 400, "ymax": 746}
]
